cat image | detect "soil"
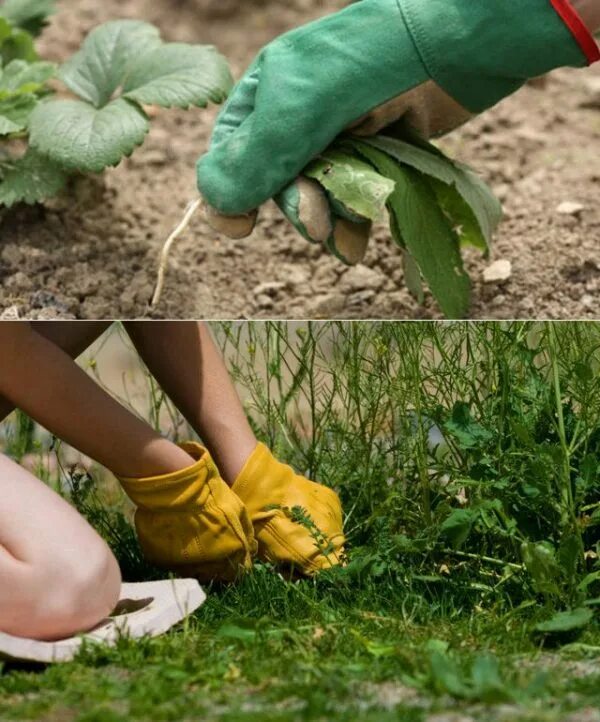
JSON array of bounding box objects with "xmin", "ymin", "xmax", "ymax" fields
[{"xmin": 0, "ymin": 0, "xmax": 599, "ymax": 320}]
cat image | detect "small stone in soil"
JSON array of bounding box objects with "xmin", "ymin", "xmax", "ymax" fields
[
  {"xmin": 253, "ymin": 281, "xmax": 286, "ymax": 297},
  {"xmin": 0, "ymin": 305, "xmax": 20, "ymax": 320},
  {"xmin": 581, "ymin": 294, "xmax": 595, "ymax": 310},
  {"xmin": 556, "ymin": 201, "xmax": 585, "ymax": 216},
  {"xmin": 254, "ymin": 294, "xmax": 273, "ymax": 309},
  {"xmin": 309, "ymin": 293, "xmax": 346, "ymax": 317},
  {"xmin": 483, "ymin": 260, "xmax": 512, "ymax": 284},
  {"xmin": 339, "ymin": 265, "xmax": 385, "ymax": 293}
]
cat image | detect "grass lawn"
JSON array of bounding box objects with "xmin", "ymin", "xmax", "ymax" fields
[
  {"xmin": 1, "ymin": 321, "xmax": 600, "ymax": 721},
  {"xmin": 2, "ymin": 573, "xmax": 600, "ymax": 722}
]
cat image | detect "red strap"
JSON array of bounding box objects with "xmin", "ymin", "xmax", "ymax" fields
[{"xmin": 549, "ymin": 0, "xmax": 600, "ymax": 64}]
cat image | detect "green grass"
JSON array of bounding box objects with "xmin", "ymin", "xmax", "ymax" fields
[{"xmin": 2, "ymin": 321, "xmax": 600, "ymax": 721}]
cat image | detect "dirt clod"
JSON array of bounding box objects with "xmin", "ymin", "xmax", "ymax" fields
[{"xmin": 483, "ymin": 260, "xmax": 512, "ymax": 284}]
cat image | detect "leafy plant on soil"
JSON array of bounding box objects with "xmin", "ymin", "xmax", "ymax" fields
[
  {"xmin": 305, "ymin": 128, "xmax": 503, "ymax": 319},
  {"xmin": 0, "ymin": 0, "xmax": 232, "ymax": 207},
  {"xmin": 2, "ymin": 321, "xmax": 600, "ymax": 720}
]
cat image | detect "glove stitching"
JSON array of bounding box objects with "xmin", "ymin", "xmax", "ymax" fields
[
  {"xmin": 396, "ymin": 0, "xmax": 436, "ymax": 87},
  {"xmin": 205, "ymin": 481, "xmax": 252, "ymax": 561}
]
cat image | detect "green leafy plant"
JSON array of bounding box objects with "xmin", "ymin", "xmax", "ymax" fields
[
  {"xmin": 0, "ymin": 1, "xmax": 232, "ymax": 207},
  {"xmin": 305, "ymin": 129, "xmax": 503, "ymax": 319}
]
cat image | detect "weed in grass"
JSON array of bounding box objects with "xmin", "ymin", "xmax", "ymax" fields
[{"xmin": 2, "ymin": 321, "xmax": 600, "ymax": 721}]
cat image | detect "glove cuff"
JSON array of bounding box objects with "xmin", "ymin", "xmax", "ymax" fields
[
  {"xmin": 400, "ymin": 0, "xmax": 599, "ymax": 113},
  {"xmin": 118, "ymin": 441, "xmax": 219, "ymax": 511},
  {"xmin": 232, "ymin": 442, "xmax": 293, "ymax": 518}
]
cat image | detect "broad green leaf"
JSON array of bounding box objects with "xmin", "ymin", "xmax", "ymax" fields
[
  {"xmin": 579, "ymin": 571, "xmax": 600, "ymax": 594},
  {"xmin": 29, "ymin": 97, "xmax": 149, "ymax": 173},
  {"xmin": 403, "ymin": 250, "xmax": 425, "ymax": 304},
  {"xmin": 391, "ymin": 212, "xmax": 425, "ymax": 302},
  {"xmin": 471, "ymin": 655, "xmax": 512, "ymax": 703},
  {"xmin": 535, "ymin": 608, "xmax": 593, "ymax": 634},
  {"xmin": 356, "ymin": 143, "xmax": 471, "ymax": 318},
  {"xmin": 59, "ymin": 20, "xmax": 162, "ymax": 107},
  {"xmin": 216, "ymin": 622, "xmax": 258, "ymax": 642},
  {"xmin": 440, "ymin": 508, "xmax": 478, "ymax": 549},
  {"xmin": 305, "ymin": 149, "xmax": 394, "ymax": 222},
  {"xmin": 0, "ymin": 16, "xmax": 10, "ymax": 42},
  {"xmin": 1, "ymin": 27, "xmax": 36, "ymax": 64},
  {"xmin": 0, "ymin": 149, "xmax": 67, "ymax": 207},
  {"xmin": 428, "ymin": 650, "xmax": 470, "ymax": 698},
  {"xmin": 431, "ymin": 179, "xmax": 488, "ymax": 254},
  {"xmin": 123, "ymin": 43, "xmax": 233, "ymax": 109},
  {"xmin": 0, "ymin": 0, "xmax": 56, "ymax": 36},
  {"xmin": 0, "ymin": 112, "xmax": 19, "ymax": 133},
  {"xmin": 444, "ymin": 402, "xmax": 493, "ymax": 449},
  {"xmin": 521, "ymin": 541, "xmax": 562, "ymax": 597},
  {"xmin": 0, "ymin": 59, "xmax": 55, "ymax": 95},
  {"xmin": 362, "ymin": 135, "xmax": 502, "ymax": 251},
  {"xmin": 558, "ymin": 533, "xmax": 583, "ymax": 583},
  {"xmin": 0, "ymin": 92, "xmax": 36, "ymax": 133}
]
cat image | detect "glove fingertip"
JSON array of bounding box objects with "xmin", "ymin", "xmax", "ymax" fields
[
  {"xmin": 275, "ymin": 177, "xmax": 333, "ymax": 244},
  {"xmin": 327, "ymin": 218, "xmax": 372, "ymax": 266},
  {"xmin": 203, "ymin": 202, "xmax": 258, "ymax": 239}
]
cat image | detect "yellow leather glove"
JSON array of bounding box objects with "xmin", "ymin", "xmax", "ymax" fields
[
  {"xmin": 118, "ymin": 442, "xmax": 256, "ymax": 582},
  {"xmin": 232, "ymin": 443, "xmax": 345, "ymax": 575}
]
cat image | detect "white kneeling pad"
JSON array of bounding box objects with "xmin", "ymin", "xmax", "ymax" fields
[{"xmin": 0, "ymin": 579, "xmax": 206, "ymax": 664}]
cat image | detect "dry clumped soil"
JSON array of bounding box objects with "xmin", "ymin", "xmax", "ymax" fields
[{"xmin": 0, "ymin": 0, "xmax": 599, "ymax": 320}]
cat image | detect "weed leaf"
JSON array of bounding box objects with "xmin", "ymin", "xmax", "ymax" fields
[
  {"xmin": 364, "ymin": 135, "xmax": 502, "ymax": 251},
  {"xmin": 123, "ymin": 43, "xmax": 233, "ymax": 109},
  {"xmin": 305, "ymin": 149, "xmax": 394, "ymax": 222},
  {"xmin": 444, "ymin": 402, "xmax": 493, "ymax": 449},
  {"xmin": 29, "ymin": 97, "xmax": 150, "ymax": 172},
  {"xmin": 440, "ymin": 508, "xmax": 478, "ymax": 549},
  {"xmin": 535, "ymin": 608, "xmax": 593, "ymax": 634},
  {"xmin": 521, "ymin": 541, "xmax": 562, "ymax": 597},
  {"xmin": 355, "ymin": 142, "xmax": 471, "ymax": 318},
  {"xmin": 428, "ymin": 650, "xmax": 470, "ymax": 697},
  {"xmin": 471, "ymin": 655, "xmax": 513, "ymax": 703}
]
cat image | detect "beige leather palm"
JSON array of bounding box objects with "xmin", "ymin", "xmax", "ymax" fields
[{"xmin": 351, "ymin": 80, "xmax": 472, "ymax": 139}]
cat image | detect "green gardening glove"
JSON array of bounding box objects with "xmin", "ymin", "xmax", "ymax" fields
[{"xmin": 198, "ymin": 0, "xmax": 598, "ymax": 264}]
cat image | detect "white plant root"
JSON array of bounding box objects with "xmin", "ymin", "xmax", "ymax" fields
[{"xmin": 151, "ymin": 197, "xmax": 203, "ymax": 308}]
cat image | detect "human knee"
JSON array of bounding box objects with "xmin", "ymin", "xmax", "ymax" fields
[{"xmin": 29, "ymin": 540, "xmax": 121, "ymax": 640}]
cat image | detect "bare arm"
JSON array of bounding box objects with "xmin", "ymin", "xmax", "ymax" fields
[
  {"xmin": 125, "ymin": 322, "xmax": 258, "ymax": 484},
  {"xmin": 574, "ymin": 0, "xmax": 600, "ymax": 33},
  {"xmin": 0, "ymin": 453, "xmax": 121, "ymax": 640},
  {"xmin": 0, "ymin": 323, "xmax": 193, "ymax": 478}
]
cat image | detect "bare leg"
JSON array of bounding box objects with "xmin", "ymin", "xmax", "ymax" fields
[
  {"xmin": 125, "ymin": 322, "xmax": 257, "ymax": 484},
  {"xmin": 0, "ymin": 323, "xmax": 194, "ymax": 478},
  {"xmin": 0, "ymin": 452, "xmax": 121, "ymax": 640}
]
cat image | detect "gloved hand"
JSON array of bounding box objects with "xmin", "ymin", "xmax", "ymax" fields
[
  {"xmin": 198, "ymin": 0, "xmax": 598, "ymax": 263},
  {"xmin": 118, "ymin": 442, "xmax": 256, "ymax": 582},
  {"xmin": 232, "ymin": 443, "xmax": 345, "ymax": 575}
]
